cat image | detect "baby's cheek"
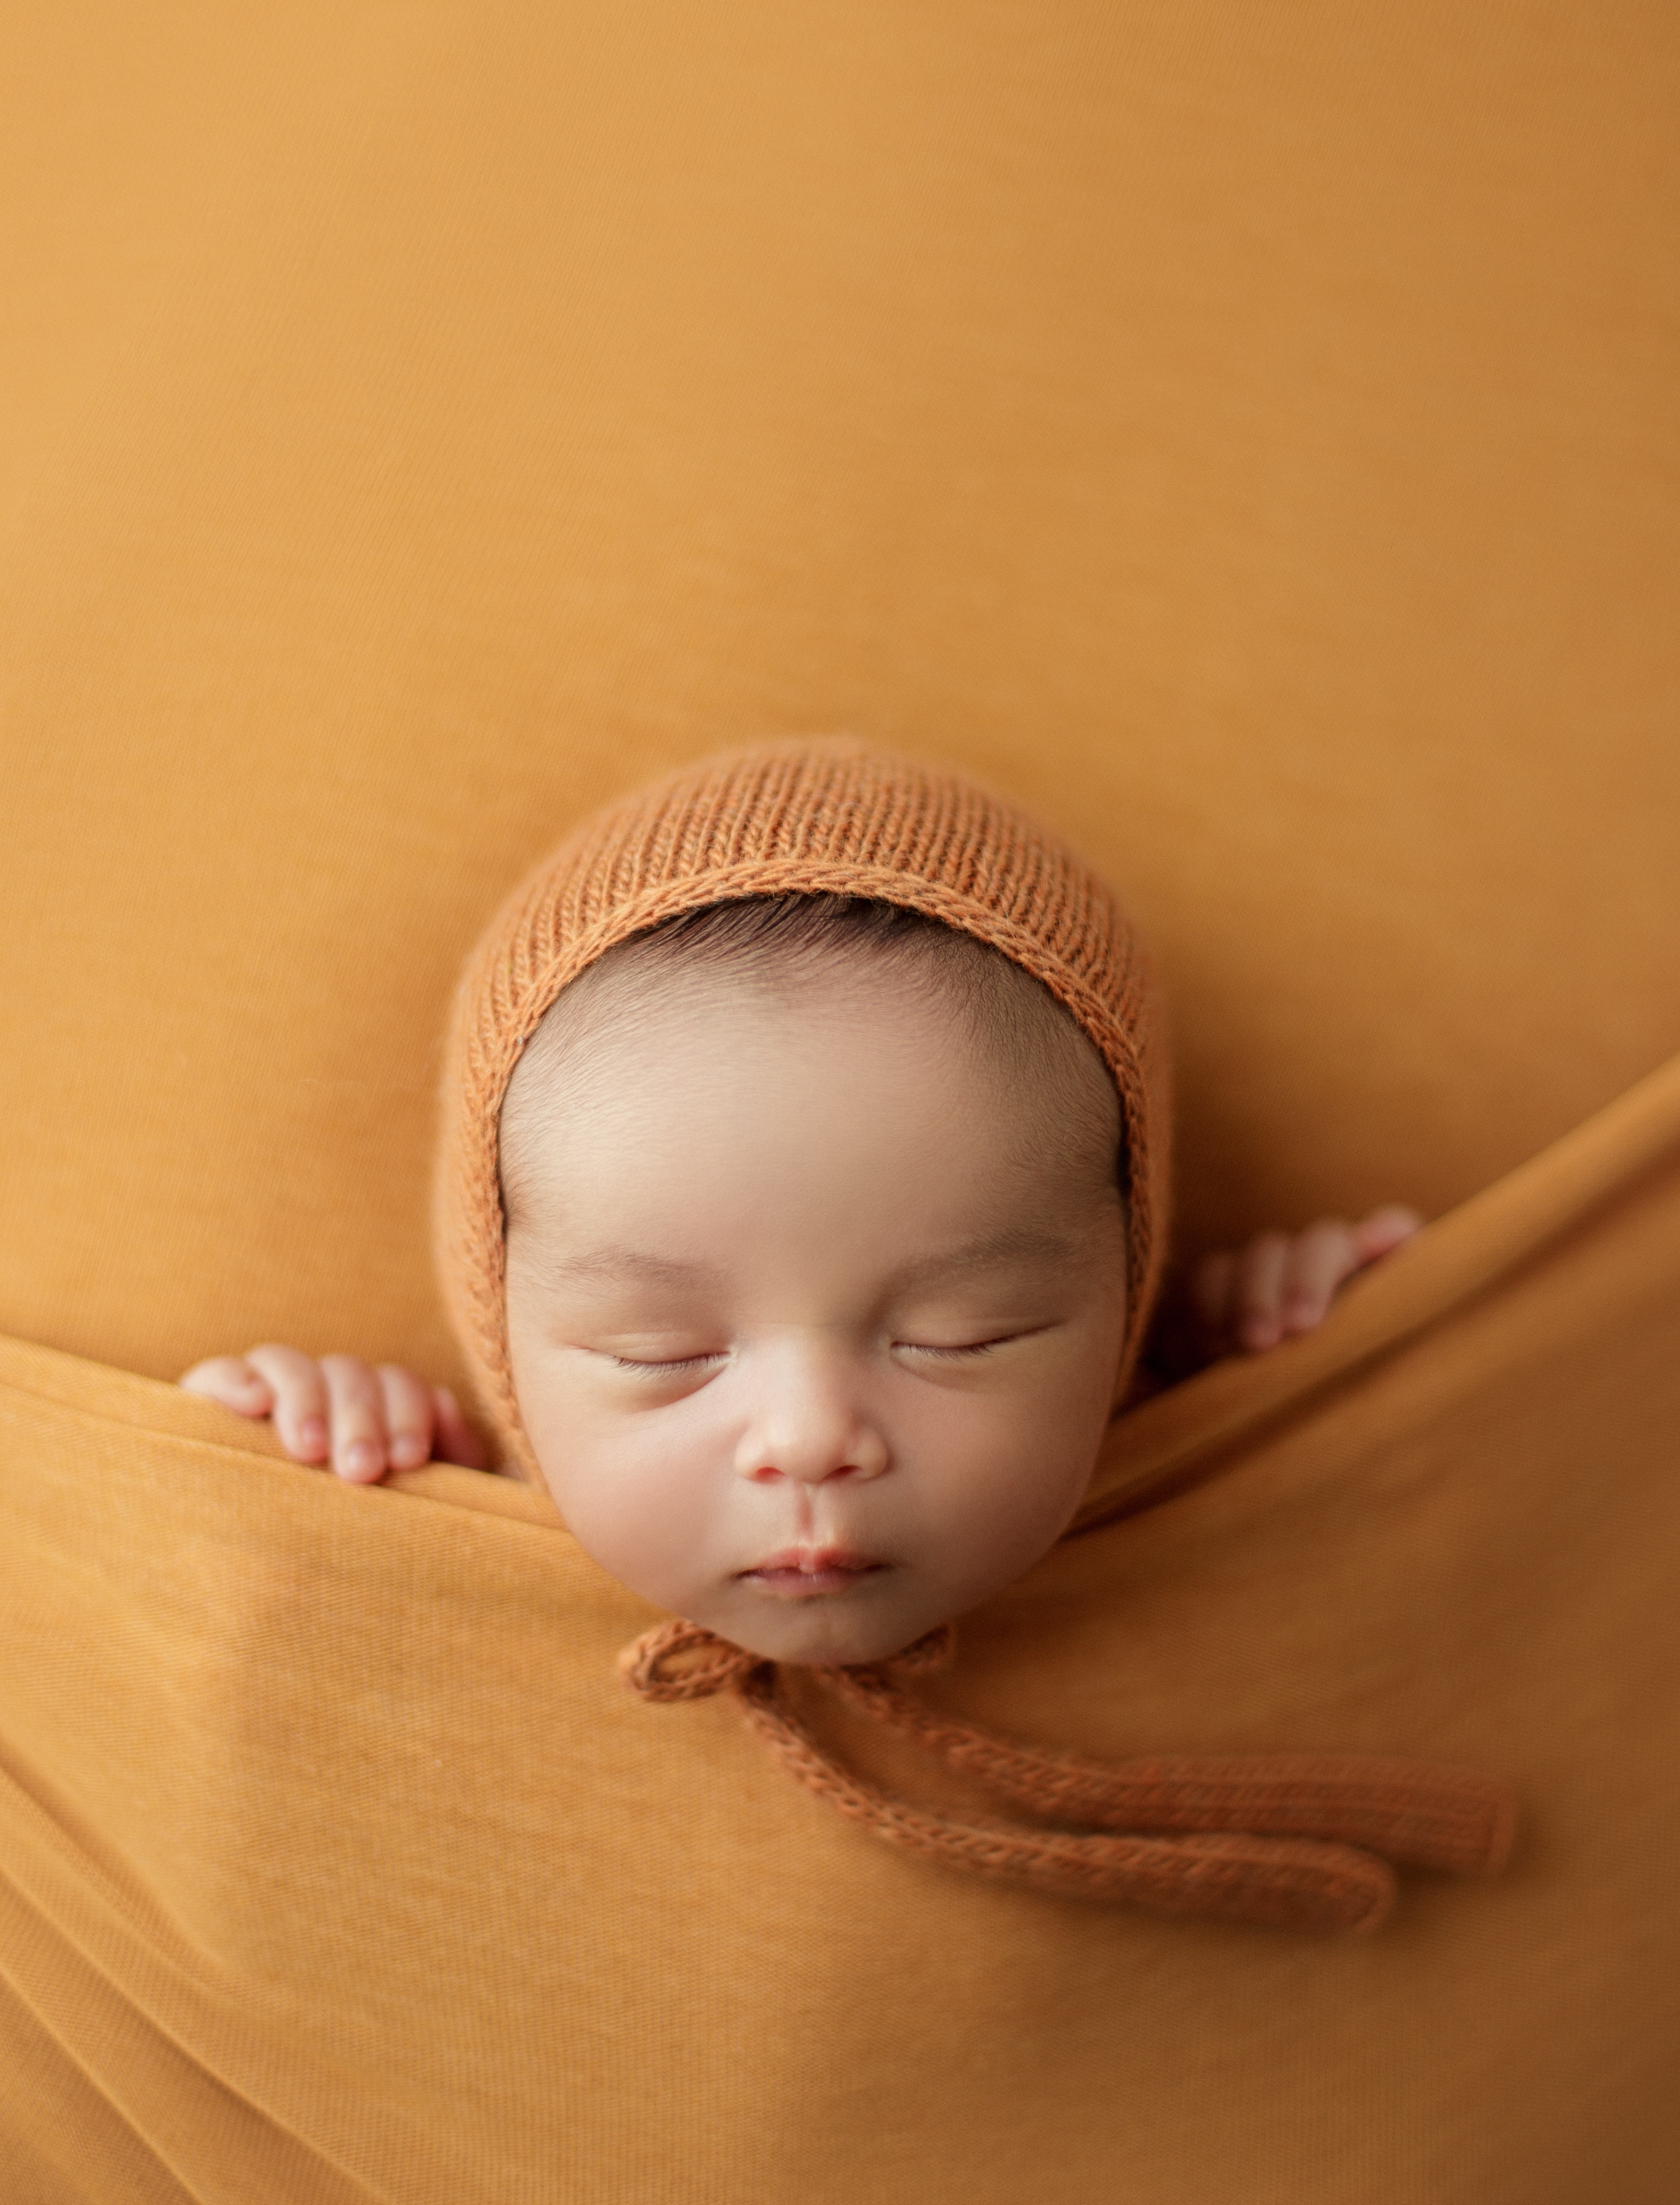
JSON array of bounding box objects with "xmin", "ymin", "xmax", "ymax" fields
[
  {"xmin": 899, "ymin": 1394, "xmax": 1099, "ymax": 1596},
  {"xmin": 538, "ymin": 1426, "xmax": 721, "ymax": 1603}
]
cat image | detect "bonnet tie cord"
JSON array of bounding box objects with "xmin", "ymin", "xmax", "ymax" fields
[{"xmin": 619, "ymin": 1618, "xmax": 1518, "ymax": 1935}]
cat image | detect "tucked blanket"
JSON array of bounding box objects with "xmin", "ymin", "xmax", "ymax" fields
[{"xmin": 3, "ymin": 1051, "xmax": 1677, "ymax": 2202}]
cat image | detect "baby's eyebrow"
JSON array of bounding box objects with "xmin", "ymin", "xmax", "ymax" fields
[
  {"xmin": 529, "ymin": 1228, "xmax": 1079, "ymax": 1298},
  {"xmin": 539, "ymin": 1246, "xmax": 722, "ymax": 1291},
  {"xmin": 889, "ymin": 1227, "xmax": 1079, "ymax": 1291}
]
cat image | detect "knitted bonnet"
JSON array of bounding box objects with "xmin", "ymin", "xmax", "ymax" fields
[{"xmin": 435, "ymin": 739, "xmax": 1172, "ymax": 1487}]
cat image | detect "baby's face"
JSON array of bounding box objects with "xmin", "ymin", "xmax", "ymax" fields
[{"xmin": 502, "ymin": 963, "xmax": 1128, "ymax": 1664}]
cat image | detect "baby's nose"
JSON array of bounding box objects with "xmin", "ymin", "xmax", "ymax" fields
[
  {"xmin": 732, "ymin": 1386, "xmax": 890, "ymax": 1486},
  {"xmin": 739, "ymin": 1452, "xmax": 884, "ymax": 1486}
]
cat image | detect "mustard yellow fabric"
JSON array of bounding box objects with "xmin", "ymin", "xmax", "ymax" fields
[
  {"xmin": 4, "ymin": 1070, "xmax": 1679, "ymax": 2201},
  {"xmin": 2, "ymin": 3, "xmax": 1677, "ymax": 2198}
]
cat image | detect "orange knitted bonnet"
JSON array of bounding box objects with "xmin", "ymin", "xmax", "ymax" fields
[{"xmin": 435, "ymin": 738, "xmax": 1173, "ymax": 1486}]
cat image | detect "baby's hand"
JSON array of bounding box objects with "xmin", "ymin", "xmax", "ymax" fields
[
  {"xmin": 179, "ymin": 1347, "xmax": 489, "ymax": 1483},
  {"xmin": 1192, "ymin": 1205, "xmax": 1423, "ymax": 1360}
]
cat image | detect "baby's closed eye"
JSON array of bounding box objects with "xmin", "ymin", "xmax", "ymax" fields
[
  {"xmin": 893, "ymin": 1326, "xmax": 1049, "ymax": 1361},
  {"xmin": 607, "ymin": 1350, "xmax": 729, "ymax": 1375}
]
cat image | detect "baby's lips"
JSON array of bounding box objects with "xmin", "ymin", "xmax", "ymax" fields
[
  {"xmin": 744, "ymin": 1545, "xmax": 883, "ymax": 1575},
  {"xmin": 737, "ymin": 1547, "xmax": 887, "ymax": 1597}
]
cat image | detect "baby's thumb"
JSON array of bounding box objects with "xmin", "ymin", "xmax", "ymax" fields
[
  {"xmin": 1350, "ymin": 1206, "xmax": 1424, "ymax": 1264},
  {"xmin": 180, "ymin": 1356, "xmax": 276, "ymax": 1417}
]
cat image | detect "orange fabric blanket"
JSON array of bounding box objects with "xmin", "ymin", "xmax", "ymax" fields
[{"xmin": 3, "ymin": 1057, "xmax": 1678, "ymax": 2199}]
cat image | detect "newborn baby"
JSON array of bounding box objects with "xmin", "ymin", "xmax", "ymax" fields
[{"xmin": 183, "ymin": 746, "xmax": 1418, "ymax": 1669}]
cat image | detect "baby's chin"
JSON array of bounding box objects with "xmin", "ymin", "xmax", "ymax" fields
[{"xmin": 675, "ymin": 1572, "xmax": 954, "ymax": 1668}]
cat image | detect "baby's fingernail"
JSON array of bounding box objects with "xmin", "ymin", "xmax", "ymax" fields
[
  {"xmin": 297, "ymin": 1416, "xmax": 328, "ymax": 1456},
  {"xmin": 388, "ymin": 1434, "xmax": 427, "ymax": 1469},
  {"xmin": 343, "ymin": 1440, "xmax": 383, "ymax": 1478}
]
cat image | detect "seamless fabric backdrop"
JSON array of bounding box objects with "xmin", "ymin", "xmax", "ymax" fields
[{"xmin": 1, "ymin": 5, "xmax": 1677, "ymax": 2202}]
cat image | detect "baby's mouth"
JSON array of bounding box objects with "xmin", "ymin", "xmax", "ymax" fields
[{"xmin": 737, "ymin": 1547, "xmax": 885, "ymax": 1599}]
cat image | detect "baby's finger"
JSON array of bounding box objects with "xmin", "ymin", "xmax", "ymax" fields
[
  {"xmin": 1234, "ymin": 1231, "xmax": 1291, "ymax": 1352},
  {"xmin": 1279, "ymin": 1219, "xmax": 1359, "ymax": 1333},
  {"xmin": 179, "ymin": 1355, "xmax": 275, "ymax": 1419},
  {"xmin": 431, "ymin": 1386, "xmax": 490, "ymax": 1472},
  {"xmin": 319, "ymin": 1355, "xmax": 392, "ymax": 1484},
  {"xmin": 1350, "ymin": 1204, "xmax": 1425, "ymax": 1264},
  {"xmin": 245, "ymin": 1344, "xmax": 331, "ymax": 1463},
  {"xmin": 377, "ymin": 1363, "xmax": 437, "ymax": 1472}
]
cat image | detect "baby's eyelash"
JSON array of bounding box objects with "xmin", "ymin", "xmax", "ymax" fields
[
  {"xmin": 609, "ymin": 1352, "xmax": 724, "ymax": 1376},
  {"xmin": 896, "ymin": 1337, "xmax": 1013, "ymax": 1362}
]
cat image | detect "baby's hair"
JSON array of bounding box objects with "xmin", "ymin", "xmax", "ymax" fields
[{"xmin": 499, "ymin": 893, "xmax": 1128, "ymax": 1226}]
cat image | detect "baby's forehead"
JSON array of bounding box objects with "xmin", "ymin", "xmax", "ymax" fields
[
  {"xmin": 508, "ymin": 943, "xmax": 1112, "ymax": 1129},
  {"xmin": 509, "ymin": 907, "xmax": 1116, "ymax": 1110},
  {"xmin": 497, "ymin": 965, "xmax": 1126, "ymax": 1288}
]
